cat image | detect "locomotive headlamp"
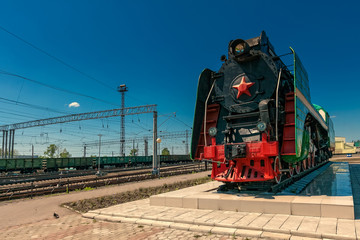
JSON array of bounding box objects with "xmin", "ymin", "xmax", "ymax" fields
[
  {"xmin": 256, "ymin": 121, "xmax": 267, "ymax": 132},
  {"xmin": 229, "ymin": 39, "xmax": 249, "ymax": 57},
  {"xmin": 209, "ymin": 127, "xmax": 218, "ymax": 137},
  {"xmin": 235, "ymin": 43, "xmax": 245, "ymax": 54}
]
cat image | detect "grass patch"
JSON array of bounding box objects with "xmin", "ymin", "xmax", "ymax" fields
[
  {"xmin": 63, "ymin": 176, "xmax": 211, "ymax": 213},
  {"xmin": 74, "ymin": 187, "xmax": 94, "ymax": 192}
]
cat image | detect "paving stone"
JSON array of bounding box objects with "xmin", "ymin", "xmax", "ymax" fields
[
  {"xmin": 290, "ymin": 235, "xmax": 321, "ymax": 240},
  {"xmin": 188, "ymin": 225, "xmax": 213, "ymax": 233},
  {"xmin": 169, "ymin": 222, "xmax": 193, "ymax": 231},
  {"xmin": 316, "ymin": 217, "xmax": 337, "ymax": 235},
  {"xmin": 104, "ymin": 216, "xmax": 124, "ymax": 222},
  {"xmin": 150, "ymin": 195, "xmax": 166, "ymax": 206},
  {"xmin": 280, "ymin": 215, "xmax": 304, "ymax": 231},
  {"xmin": 151, "ymin": 220, "xmax": 172, "ymax": 228},
  {"xmin": 94, "ymin": 214, "xmax": 113, "ymax": 221},
  {"xmin": 248, "ymin": 213, "xmax": 274, "ymax": 230},
  {"xmin": 354, "ymin": 221, "xmax": 360, "ymax": 239},
  {"xmin": 261, "ymin": 231, "xmax": 291, "ymax": 239},
  {"xmin": 321, "ymin": 232, "xmax": 356, "ymax": 240},
  {"xmin": 119, "ymin": 217, "xmax": 137, "ymax": 224},
  {"xmin": 234, "ymin": 229, "xmax": 262, "ymax": 238},
  {"xmin": 290, "ymin": 230, "xmax": 322, "ymax": 239},
  {"xmin": 263, "ymin": 214, "xmax": 290, "ymax": 233},
  {"xmin": 193, "ymin": 218, "xmax": 215, "ymax": 226},
  {"xmin": 336, "ymin": 219, "xmax": 356, "ymax": 238},
  {"xmin": 135, "ymin": 218, "xmax": 156, "ymax": 226},
  {"xmin": 215, "ymin": 216, "xmax": 245, "ymax": 227},
  {"xmin": 204, "ymin": 214, "xmax": 229, "ymax": 225},
  {"xmin": 297, "ymin": 216, "xmax": 320, "ymax": 233},
  {"xmin": 233, "ymin": 212, "xmax": 261, "ymax": 227},
  {"xmin": 210, "ymin": 227, "xmax": 236, "ymax": 235}
]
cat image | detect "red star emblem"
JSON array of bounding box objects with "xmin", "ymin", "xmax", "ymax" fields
[{"xmin": 232, "ymin": 76, "xmax": 255, "ymax": 98}]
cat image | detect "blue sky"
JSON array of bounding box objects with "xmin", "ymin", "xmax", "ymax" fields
[{"xmin": 0, "ymin": 0, "xmax": 359, "ymax": 156}]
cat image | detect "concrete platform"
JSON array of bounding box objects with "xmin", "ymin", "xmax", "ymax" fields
[
  {"xmin": 85, "ymin": 198, "xmax": 360, "ymax": 240},
  {"xmin": 150, "ymin": 162, "xmax": 355, "ymax": 219}
]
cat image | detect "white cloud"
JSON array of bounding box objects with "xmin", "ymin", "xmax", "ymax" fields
[{"xmin": 68, "ymin": 102, "xmax": 80, "ymax": 108}]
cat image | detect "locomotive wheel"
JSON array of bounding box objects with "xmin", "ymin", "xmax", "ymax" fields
[
  {"xmin": 311, "ymin": 154, "xmax": 315, "ymax": 167},
  {"xmin": 295, "ymin": 163, "xmax": 301, "ymax": 174},
  {"xmin": 288, "ymin": 165, "xmax": 294, "ymax": 177},
  {"xmin": 302, "ymin": 159, "xmax": 307, "ymax": 171},
  {"xmin": 307, "ymin": 154, "xmax": 312, "ymax": 169},
  {"xmin": 274, "ymin": 156, "xmax": 282, "ymax": 184}
]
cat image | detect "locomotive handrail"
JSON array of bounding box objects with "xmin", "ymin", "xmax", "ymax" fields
[{"xmin": 203, "ymin": 79, "xmax": 217, "ymax": 147}]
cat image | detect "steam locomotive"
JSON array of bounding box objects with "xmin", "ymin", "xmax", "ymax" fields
[{"xmin": 191, "ymin": 31, "xmax": 335, "ymax": 187}]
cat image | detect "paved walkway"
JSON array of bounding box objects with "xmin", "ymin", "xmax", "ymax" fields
[{"xmin": 84, "ymin": 198, "xmax": 360, "ymax": 240}]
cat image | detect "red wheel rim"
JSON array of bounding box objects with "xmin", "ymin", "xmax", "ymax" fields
[
  {"xmin": 302, "ymin": 159, "xmax": 307, "ymax": 170},
  {"xmin": 289, "ymin": 166, "xmax": 294, "ymax": 177},
  {"xmin": 274, "ymin": 157, "xmax": 282, "ymax": 184},
  {"xmin": 295, "ymin": 163, "xmax": 301, "ymax": 174},
  {"xmin": 311, "ymin": 153, "xmax": 315, "ymax": 167},
  {"xmin": 307, "ymin": 155, "xmax": 312, "ymax": 168}
]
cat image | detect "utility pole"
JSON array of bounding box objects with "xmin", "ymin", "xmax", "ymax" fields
[
  {"xmin": 185, "ymin": 129, "xmax": 189, "ymax": 155},
  {"xmin": 96, "ymin": 134, "xmax": 102, "ymax": 176},
  {"xmin": 1, "ymin": 131, "xmax": 4, "ymax": 158},
  {"xmin": 10, "ymin": 129, "xmax": 15, "ymax": 158},
  {"xmin": 4, "ymin": 130, "xmax": 8, "ymax": 159},
  {"xmin": 117, "ymin": 84, "xmax": 128, "ymax": 157},
  {"xmin": 144, "ymin": 137, "xmax": 148, "ymax": 156},
  {"xmin": 132, "ymin": 139, "xmax": 135, "ymax": 156},
  {"xmin": 152, "ymin": 111, "xmax": 158, "ymax": 175},
  {"xmin": 83, "ymin": 145, "xmax": 87, "ymax": 157},
  {"xmin": 31, "ymin": 144, "xmax": 34, "ymax": 159}
]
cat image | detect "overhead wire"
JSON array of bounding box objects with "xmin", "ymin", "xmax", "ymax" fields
[
  {"xmin": 0, "ymin": 70, "xmax": 120, "ymax": 107},
  {"xmin": 0, "ymin": 25, "xmax": 116, "ymax": 91},
  {"xmin": 0, "ymin": 96, "xmax": 69, "ymax": 115}
]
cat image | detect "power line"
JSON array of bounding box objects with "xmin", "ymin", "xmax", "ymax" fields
[
  {"xmin": 0, "ymin": 96, "xmax": 69, "ymax": 115},
  {"xmin": 0, "ymin": 25, "xmax": 115, "ymax": 91},
  {"xmin": 0, "ymin": 70, "xmax": 120, "ymax": 107}
]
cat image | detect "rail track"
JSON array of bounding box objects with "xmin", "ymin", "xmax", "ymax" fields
[
  {"xmin": 0, "ymin": 163, "xmax": 206, "ymax": 201},
  {"xmin": 0, "ymin": 162, "xmax": 192, "ymax": 186}
]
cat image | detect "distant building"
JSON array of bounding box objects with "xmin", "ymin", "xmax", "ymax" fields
[{"xmin": 335, "ymin": 137, "xmax": 356, "ymax": 154}]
